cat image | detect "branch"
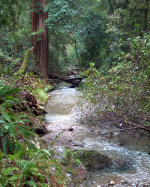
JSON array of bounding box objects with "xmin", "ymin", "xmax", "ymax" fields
[{"xmin": 125, "ymin": 120, "xmax": 150, "ymax": 133}]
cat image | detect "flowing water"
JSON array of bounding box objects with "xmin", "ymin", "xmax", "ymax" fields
[{"xmin": 43, "ymin": 85, "xmax": 150, "ymax": 186}]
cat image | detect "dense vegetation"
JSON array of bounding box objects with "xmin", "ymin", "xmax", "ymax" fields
[
  {"xmin": 0, "ymin": 0, "xmax": 150, "ymax": 186},
  {"xmin": 79, "ymin": 0, "xmax": 150, "ymax": 129}
]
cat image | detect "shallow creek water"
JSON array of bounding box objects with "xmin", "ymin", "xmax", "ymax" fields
[{"xmin": 42, "ymin": 85, "xmax": 150, "ymax": 186}]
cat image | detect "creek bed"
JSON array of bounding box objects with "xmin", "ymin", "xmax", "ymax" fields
[{"xmin": 42, "ymin": 84, "xmax": 150, "ymax": 186}]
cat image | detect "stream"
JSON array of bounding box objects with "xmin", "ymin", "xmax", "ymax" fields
[{"xmin": 42, "ymin": 84, "xmax": 150, "ymax": 187}]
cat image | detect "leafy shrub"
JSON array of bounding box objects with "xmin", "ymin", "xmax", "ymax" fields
[{"xmin": 80, "ymin": 34, "xmax": 150, "ymax": 127}]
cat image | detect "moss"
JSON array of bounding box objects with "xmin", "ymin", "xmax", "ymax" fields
[
  {"xmin": 16, "ymin": 47, "xmax": 33, "ymax": 76},
  {"xmin": 73, "ymin": 149, "xmax": 112, "ymax": 169}
]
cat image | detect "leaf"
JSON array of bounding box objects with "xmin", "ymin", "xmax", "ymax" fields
[
  {"xmin": 4, "ymin": 167, "xmax": 19, "ymax": 176},
  {"xmin": 2, "ymin": 136, "xmax": 8, "ymax": 155},
  {"xmin": 24, "ymin": 180, "xmax": 37, "ymax": 187},
  {"xmin": 9, "ymin": 174, "xmax": 21, "ymax": 181},
  {"xmin": 0, "ymin": 150, "xmax": 4, "ymax": 160}
]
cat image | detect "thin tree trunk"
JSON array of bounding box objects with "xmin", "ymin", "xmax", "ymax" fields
[
  {"xmin": 144, "ymin": 0, "xmax": 149, "ymax": 31},
  {"xmin": 70, "ymin": 31, "xmax": 81, "ymax": 66},
  {"xmin": 32, "ymin": 0, "xmax": 49, "ymax": 77},
  {"xmin": 108, "ymin": 0, "xmax": 114, "ymax": 14}
]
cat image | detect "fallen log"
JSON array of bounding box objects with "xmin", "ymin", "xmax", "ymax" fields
[{"xmin": 63, "ymin": 76, "xmax": 83, "ymax": 86}]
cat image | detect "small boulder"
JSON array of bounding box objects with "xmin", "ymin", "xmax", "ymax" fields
[
  {"xmin": 73, "ymin": 149, "xmax": 112, "ymax": 169},
  {"xmin": 108, "ymin": 180, "xmax": 115, "ymax": 186}
]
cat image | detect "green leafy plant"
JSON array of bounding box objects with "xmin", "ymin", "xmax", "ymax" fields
[
  {"xmin": 80, "ymin": 35, "xmax": 150, "ymax": 127},
  {"xmin": 0, "ymin": 81, "xmax": 67, "ymax": 186},
  {"xmin": 0, "ymin": 149, "xmax": 66, "ymax": 187},
  {"xmin": 0, "ymin": 81, "xmax": 36, "ymax": 154}
]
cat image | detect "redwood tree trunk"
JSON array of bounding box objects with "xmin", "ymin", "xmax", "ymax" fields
[{"xmin": 32, "ymin": 0, "xmax": 49, "ymax": 77}]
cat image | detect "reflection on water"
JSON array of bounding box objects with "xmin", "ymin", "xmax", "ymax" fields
[{"xmin": 44, "ymin": 85, "xmax": 150, "ymax": 186}]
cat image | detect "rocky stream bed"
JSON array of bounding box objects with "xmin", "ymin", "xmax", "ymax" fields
[{"xmin": 42, "ymin": 82, "xmax": 150, "ymax": 187}]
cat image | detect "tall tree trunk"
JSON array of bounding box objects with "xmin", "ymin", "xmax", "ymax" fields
[{"xmin": 32, "ymin": 0, "xmax": 49, "ymax": 77}]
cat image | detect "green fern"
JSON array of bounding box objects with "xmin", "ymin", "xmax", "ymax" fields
[
  {"xmin": 0, "ymin": 82, "xmax": 66, "ymax": 186},
  {"xmin": 0, "ymin": 112, "xmax": 36, "ymax": 154},
  {"xmin": 0, "ymin": 148, "xmax": 66, "ymax": 187},
  {"xmin": 0, "ymin": 82, "xmax": 19, "ymax": 100},
  {"xmin": 0, "ymin": 82, "xmax": 36, "ymax": 154}
]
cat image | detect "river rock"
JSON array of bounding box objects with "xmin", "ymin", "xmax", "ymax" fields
[
  {"xmin": 121, "ymin": 180, "xmax": 128, "ymax": 185},
  {"xmin": 73, "ymin": 149, "xmax": 112, "ymax": 169},
  {"xmin": 108, "ymin": 180, "xmax": 115, "ymax": 186}
]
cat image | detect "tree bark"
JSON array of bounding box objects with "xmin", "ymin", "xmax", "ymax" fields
[{"xmin": 32, "ymin": 0, "xmax": 49, "ymax": 77}]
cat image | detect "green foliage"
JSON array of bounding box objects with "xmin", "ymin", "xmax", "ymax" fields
[
  {"xmin": 0, "ymin": 81, "xmax": 67, "ymax": 186},
  {"xmin": 1, "ymin": 0, "xmax": 149, "ymax": 185},
  {"xmin": 80, "ymin": 33, "xmax": 150, "ymax": 126},
  {"xmin": 46, "ymin": 0, "xmax": 74, "ymax": 74},
  {"xmin": 0, "ymin": 83, "xmax": 19, "ymax": 100},
  {"xmin": 45, "ymin": 0, "xmax": 109, "ymax": 71},
  {"xmin": 46, "ymin": 0, "xmax": 73, "ymax": 33},
  {"xmin": 0, "ymin": 149, "xmax": 66, "ymax": 186},
  {"xmin": 79, "ymin": 0, "xmax": 150, "ymax": 127},
  {"xmin": 0, "ymin": 82, "xmax": 36, "ymax": 154},
  {"xmin": 63, "ymin": 149, "xmax": 81, "ymax": 166},
  {"xmin": 18, "ymin": 73, "xmax": 53, "ymax": 105},
  {"xmin": 0, "ymin": 0, "xmax": 32, "ymax": 75},
  {"xmin": 76, "ymin": 11, "xmax": 107, "ymax": 68}
]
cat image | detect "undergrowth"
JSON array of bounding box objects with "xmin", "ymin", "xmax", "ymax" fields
[
  {"xmin": 15, "ymin": 72, "xmax": 53, "ymax": 105},
  {"xmin": 80, "ymin": 34, "xmax": 150, "ymax": 128},
  {"xmin": 0, "ymin": 77, "xmax": 66, "ymax": 186}
]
